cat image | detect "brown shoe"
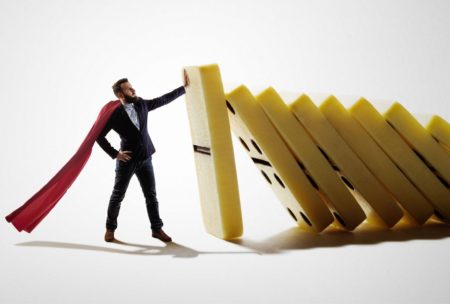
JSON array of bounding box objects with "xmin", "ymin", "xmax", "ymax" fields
[
  {"xmin": 104, "ymin": 229, "xmax": 115, "ymax": 242},
  {"xmin": 152, "ymin": 229, "xmax": 172, "ymax": 242}
]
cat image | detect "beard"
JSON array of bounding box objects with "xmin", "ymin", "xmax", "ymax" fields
[{"xmin": 124, "ymin": 94, "xmax": 138, "ymax": 104}]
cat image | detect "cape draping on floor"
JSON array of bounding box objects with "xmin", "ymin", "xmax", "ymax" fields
[{"xmin": 5, "ymin": 100, "xmax": 121, "ymax": 233}]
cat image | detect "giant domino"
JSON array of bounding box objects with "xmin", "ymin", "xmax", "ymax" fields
[
  {"xmin": 290, "ymin": 95, "xmax": 404, "ymax": 227},
  {"xmin": 256, "ymin": 88, "xmax": 366, "ymax": 230},
  {"xmin": 426, "ymin": 115, "xmax": 450, "ymax": 153},
  {"xmin": 384, "ymin": 103, "xmax": 450, "ymax": 187},
  {"xmin": 226, "ymin": 85, "xmax": 334, "ymax": 232},
  {"xmin": 184, "ymin": 64, "xmax": 243, "ymax": 239},
  {"xmin": 320, "ymin": 96, "xmax": 434, "ymax": 225},
  {"xmin": 350, "ymin": 98, "xmax": 450, "ymax": 222}
]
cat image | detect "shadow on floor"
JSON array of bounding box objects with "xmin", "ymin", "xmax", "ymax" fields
[
  {"xmin": 16, "ymin": 220, "xmax": 450, "ymax": 256},
  {"xmin": 15, "ymin": 239, "xmax": 257, "ymax": 258},
  {"xmin": 229, "ymin": 220, "xmax": 450, "ymax": 254}
]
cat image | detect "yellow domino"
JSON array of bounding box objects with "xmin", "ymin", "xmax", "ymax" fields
[
  {"xmin": 290, "ymin": 95, "xmax": 404, "ymax": 228},
  {"xmin": 184, "ymin": 64, "xmax": 243, "ymax": 239},
  {"xmin": 350, "ymin": 98, "xmax": 450, "ymax": 222},
  {"xmin": 320, "ymin": 96, "xmax": 434, "ymax": 225},
  {"xmin": 226, "ymin": 85, "xmax": 334, "ymax": 232},
  {"xmin": 256, "ymin": 88, "xmax": 366, "ymax": 230},
  {"xmin": 384, "ymin": 103, "xmax": 450, "ymax": 188},
  {"xmin": 426, "ymin": 115, "xmax": 450, "ymax": 152}
]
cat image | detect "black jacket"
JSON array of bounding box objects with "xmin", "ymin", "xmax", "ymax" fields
[{"xmin": 96, "ymin": 86, "xmax": 186, "ymax": 160}]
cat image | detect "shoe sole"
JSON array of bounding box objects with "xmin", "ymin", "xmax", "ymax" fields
[{"xmin": 152, "ymin": 235, "xmax": 172, "ymax": 242}]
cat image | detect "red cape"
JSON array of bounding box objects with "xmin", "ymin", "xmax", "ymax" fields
[{"xmin": 5, "ymin": 100, "xmax": 121, "ymax": 233}]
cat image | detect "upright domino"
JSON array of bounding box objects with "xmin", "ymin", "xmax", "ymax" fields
[
  {"xmin": 426, "ymin": 115, "xmax": 450, "ymax": 152},
  {"xmin": 226, "ymin": 85, "xmax": 334, "ymax": 232},
  {"xmin": 320, "ymin": 96, "xmax": 434, "ymax": 225},
  {"xmin": 290, "ymin": 95, "xmax": 404, "ymax": 228},
  {"xmin": 384, "ymin": 102, "xmax": 450, "ymax": 187},
  {"xmin": 256, "ymin": 88, "xmax": 366, "ymax": 230},
  {"xmin": 350, "ymin": 98, "xmax": 450, "ymax": 222},
  {"xmin": 184, "ymin": 64, "xmax": 243, "ymax": 239}
]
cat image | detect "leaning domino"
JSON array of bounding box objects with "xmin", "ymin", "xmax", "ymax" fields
[
  {"xmin": 320, "ymin": 96, "xmax": 434, "ymax": 225},
  {"xmin": 350, "ymin": 98, "xmax": 450, "ymax": 222},
  {"xmin": 290, "ymin": 95, "xmax": 404, "ymax": 228},
  {"xmin": 426, "ymin": 115, "xmax": 450, "ymax": 152},
  {"xmin": 226, "ymin": 85, "xmax": 334, "ymax": 232},
  {"xmin": 256, "ymin": 88, "xmax": 366, "ymax": 231},
  {"xmin": 184, "ymin": 64, "xmax": 243, "ymax": 239},
  {"xmin": 384, "ymin": 103, "xmax": 450, "ymax": 187}
]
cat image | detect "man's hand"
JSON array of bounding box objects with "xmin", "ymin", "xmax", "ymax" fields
[
  {"xmin": 116, "ymin": 150, "xmax": 132, "ymax": 162},
  {"xmin": 183, "ymin": 69, "xmax": 190, "ymax": 88}
]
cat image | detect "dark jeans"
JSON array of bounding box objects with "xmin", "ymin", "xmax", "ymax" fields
[{"xmin": 106, "ymin": 156, "xmax": 163, "ymax": 232}]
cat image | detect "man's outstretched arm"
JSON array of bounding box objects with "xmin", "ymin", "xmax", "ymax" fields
[
  {"xmin": 143, "ymin": 70, "xmax": 190, "ymax": 111},
  {"xmin": 96, "ymin": 121, "xmax": 119, "ymax": 159},
  {"xmin": 143, "ymin": 86, "xmax": 186, "ymax": 112}
]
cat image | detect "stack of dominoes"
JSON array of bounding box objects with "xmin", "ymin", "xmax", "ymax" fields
[{"xmin": 184, "ymin": 64, "xmax": 450, "ymax": 240}]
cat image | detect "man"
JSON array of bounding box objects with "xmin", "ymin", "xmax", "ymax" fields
[{"xmin": 97, "ymin": 71, "xmax": 190, "ymax": 243}]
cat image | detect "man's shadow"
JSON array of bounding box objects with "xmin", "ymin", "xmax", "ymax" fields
[
  {"xmin": 229, "ymin": 219, "xmax": 450, "ymax": 254},
  {"xmin": 16, "ymin": 220, "xmax": 450, "ymax": 256},
  {"xmin": 15, "ymin": 239, "xmax": 257, "ymax": 258}
]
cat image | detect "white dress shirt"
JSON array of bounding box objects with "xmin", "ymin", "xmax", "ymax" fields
[{"xmin": 122, "ymin": 102, "xmax": 140, "ymax": 130}]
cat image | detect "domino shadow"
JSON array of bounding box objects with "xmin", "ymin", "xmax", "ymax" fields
[
  {"xmin": 229, "ymin": 220, "xmax": 450, "ymax": 254},
  {"xmin": 16, "ymin": 239, "xmax": 256, "ymax": 258}
]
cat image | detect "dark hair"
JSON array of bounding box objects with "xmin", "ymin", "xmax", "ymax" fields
[{"xmin": 112, "ymin": 78, "xmax": 129, "ymax": 97}]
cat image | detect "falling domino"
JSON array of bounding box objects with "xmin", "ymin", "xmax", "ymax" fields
[
  {"xmin": 183, "ymin": 64, "xmax": 449, "ymax": 238},
  {"xmin": 350, "ymin": 98, "xmax": 450, "ymax": 222},
  {"xmin": 384, "ymin": 103, "xmax": 450, "ymax": 188},
  {"xmin": 426, "ymin": 115, "xmax": 450, "ymax": 153},
  {"xmin": 320, "ymin": 96, "xmax": 434, "ymax": 225},
  {"xmin": 184, "ymin": 64, "xmax": 243, "ymax": 239},
  {"xmin": 256, "ymin": 88, "xmax": 366, "ymax": 230},
  {"xmin": 290, "ymin": 95, "xmax": 404, "ymax": 228},
  {"xmin": 226, "ymin": 85, "xmax": 334, "ymax": 232}
]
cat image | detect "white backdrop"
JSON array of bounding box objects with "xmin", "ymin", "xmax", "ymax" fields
[{"xmin": 1, "ymin": 1, "xmax": 450, "ymax": 303}]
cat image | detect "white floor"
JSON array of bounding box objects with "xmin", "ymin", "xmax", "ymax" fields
[{"xmin": 3, "ymin": 146, "xmax": 450, "ymax": 304}]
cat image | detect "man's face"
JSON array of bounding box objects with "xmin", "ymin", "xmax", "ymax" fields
[{"xmin": 119, "ymin": 81, "xmax": 138, "ymax": 103}]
